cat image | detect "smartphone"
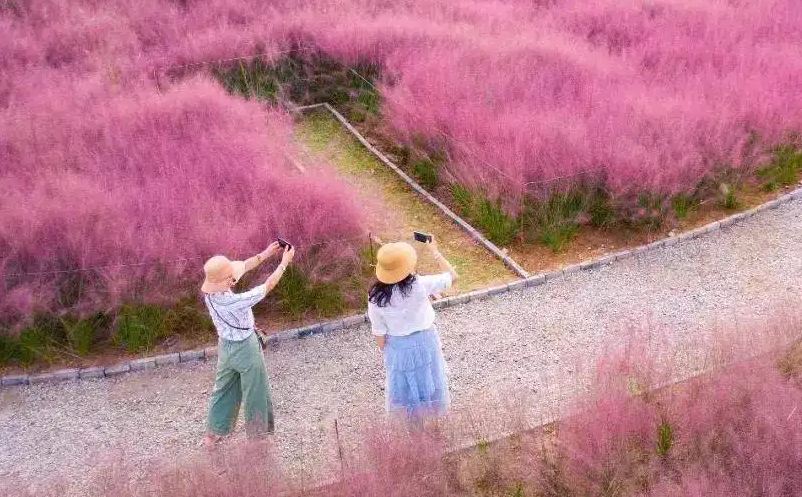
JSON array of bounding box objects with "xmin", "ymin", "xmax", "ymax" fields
[
  {"xmin": 277, "ymin": 237, "xmax": 292, "ymax": 249},
  {"xmin": 413, "ymin": 231, "xmax": 432, "ymax": 243}
]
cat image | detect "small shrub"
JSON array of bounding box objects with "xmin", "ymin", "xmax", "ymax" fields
[
  {"xmin": 625, "ymin": 193, "xmax": 665, "ymax": 229},
  {"xmin": 540, "ymin": 224, "xmax": 578, "ymax": 253},
  {"xmin": 411, "ymin": 159, "xmax": 439, "ymax": 189},
  {"xmin": 525, "ymin": 192, "xmax": 585, "ymax": 251},
  {"xmin": 672, "ymin": 194, "xmax": 694, "ymax": 219},
  {"xmin": 476, "ymin": 199, "xmax": 520, "ymax": 246},
  {"xmin": 313, "ymin": 281, "xmax": 347, "ymax": 317},
  {"xmin": 655, "ymin": 420, "xmax": 674, "ymax": 457},
  {"xmin": 0, "ymin": 335, "xmax": 22, "ymax": 365},
  {"xmin": 588, "ymin": 190, "xmax": 616, "ymax": 228},
  {"xmin": 759, "ymin": 145, "xmax": 802, "ymax": 190},
  {"xmin": 115, "ymin": 304, "xmax": 166, "ymax": 353},
  {"xmin": 163, "ymin": 299, "xmax": 215, "ymax": 338},
  {"xmin": 451, "ymin": 184, "xmax": 474, "ymax": 217},
  {"xmin": 63, "ymin": 312, "xmax": 110, "ymax": 356},
  {"xmin": 719, "ymin": 184, "xmax": 741, "ymax": 210},
  {"xmin": 0, "ymin": 313, "xmax": 67, "ymax": 365},
  {"xmin": 16, "ymin": 327, "xmax": 53, "ymax": 365},
  {"xmin": 31, "ymin": 313, "xmax": 68, "ymax": 344},
  {"xmin": 214, "ymin": 59, "xmax": 280, "ymax": 102},
  {"xmin": 356, "ymin": 88, "xmax": 381, "ymax": 115},
  {"xmin": 448, "ymin": 184, "xmax": 519, "ymax": 246},
  {"xmin": 276, "ymin": 266, "xmax": 346, "ymax": 319}
]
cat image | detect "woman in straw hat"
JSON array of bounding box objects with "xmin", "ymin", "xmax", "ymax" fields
[
  {"xmin": 368, "ymin": 235, "xmax": 458, "ymax": 418},
  {"xmin": 201, "ymin": 241, "xmax": 295, "ymax": 449}
]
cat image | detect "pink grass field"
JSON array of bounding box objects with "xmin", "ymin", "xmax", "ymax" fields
[
  {"xmin": 2, "ymin": 0, "xmax": 801, "ymax": 321},
  {"xmin": 0, "ymin": 73, "xmax": 364, "ymax": 324}
]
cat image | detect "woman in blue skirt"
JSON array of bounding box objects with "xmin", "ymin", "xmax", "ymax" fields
[{"xmin": 367, "ymin": 235, "xmax": 458, "ymax": 418}]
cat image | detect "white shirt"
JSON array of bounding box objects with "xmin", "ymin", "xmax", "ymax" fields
[
  {"xmin": 368, "ymin": 273, "xmax": 453, "ymax": 337},
  {"xmin": 204, "ymin": 284, "xmax": 267, "ymax": 341}
]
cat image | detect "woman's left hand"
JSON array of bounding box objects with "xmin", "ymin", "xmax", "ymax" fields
[{"xmin": 264, "ymin": 241, "xmax": 282, "ymax": 258}]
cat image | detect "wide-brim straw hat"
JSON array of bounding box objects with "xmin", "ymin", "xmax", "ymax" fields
[
  {"xmin": 201, "ymin": 255, "xmax": 246, "ymax": 293},
  {"xmin": 375, "ymin": 242, "xmax": 418, "ymax": 284}
]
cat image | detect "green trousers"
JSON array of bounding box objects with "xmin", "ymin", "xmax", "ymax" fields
[{"xmin": 206, "ymin": 332, "xmax": 274, "ymax": 438}]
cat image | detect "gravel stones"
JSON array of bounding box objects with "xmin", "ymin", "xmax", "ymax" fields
[{"xmin": 3, "ymin": 199, "xmax": 802, "ymax": 495}]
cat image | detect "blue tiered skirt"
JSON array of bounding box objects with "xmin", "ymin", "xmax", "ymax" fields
[{"xmin": 383, "ymin": 326, "xmax": 450, "ymax": 418}]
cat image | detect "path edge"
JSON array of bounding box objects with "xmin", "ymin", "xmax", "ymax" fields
[{"xmin": 3, "ymin": 160, "xmax": 800, "ymax": 388}]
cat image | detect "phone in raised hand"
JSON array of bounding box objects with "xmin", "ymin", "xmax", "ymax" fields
[
  {"xmin": 413, "ymin": 231, "xmax": 433, "ymax": 243},
  {"xmin": 277, "ymin": 237, "xmax": 292, "ymax": 249}
]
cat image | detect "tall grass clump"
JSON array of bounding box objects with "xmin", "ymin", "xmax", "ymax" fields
[{"xmin": 0, "ymin": 76, "xmax": 364, "ymax": 333}]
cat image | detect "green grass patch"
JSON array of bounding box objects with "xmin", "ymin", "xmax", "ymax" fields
[
  {"xmin": 671, "ymin": 194, "xmax": 696, "ymax": 219},
  {"xmin": 524, "ymin": 192, "xmax": 586, "ymax": 252},
  {"xmin": 115, "ymin": 304, "xmax": 167, "ymax": 353},
  {"xmin": 587, "ymin": 190, "xmax": 616, "ymax": 228},
  {"xmin": 718, "ymin": 184, "xmax": 741, "ymax": 210},
  {"xmin": 0, "ymin": 334, "xmax": 20, "ymax": 365},
  {"xmin": 163, "ymin": 298, "xmax": 215, "ymax": 338},
  {"xmin": 655, "ymin": 420, "xmax": 674, "ymax": 457},
  {"xmin": 213, "ymin": 52, "xmax": 381, "ymax": 122},
  {"xmin": 213, "ymin": 59, "xmax": 280, "ymax": 102},
  {"xmin": 448, "ymin": 185, "xmax": 519, "ymax": 245},
  {"xmin": 451, "ymin": 184, "xmax": 474, "ymax": 217},
  {"xmin": 759, "ymin": 144, "xmax": 802, "ymax": 191},
  {"xmin": 628, "ymin": 193, "xmax": 666, "ymax": 229},
  {"xmin": 63, "ymin": 312, "xmax": 110, "ymax": 356},
  {"xmin": 475, "ymin": 199, "xmax": 519, "ymax": 246},
  {"xmin": 411, "ymin": 159, "xmax": 439, "ymax": 189},
  {"xmin": 0, "ymin": 313, "xmax": 68, "ymax": 365},
  {"xmin": 539, "ymin": 224, "xmax": 578, "ymax": 253},
  {"xmin": 275, "ymin": 266, "xmax": 346, "ymax": 320}
]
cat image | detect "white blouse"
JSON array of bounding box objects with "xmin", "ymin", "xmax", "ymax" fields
[{"xmin": 368, "ymin": 273, "xmax": 453, "ymax": 337}]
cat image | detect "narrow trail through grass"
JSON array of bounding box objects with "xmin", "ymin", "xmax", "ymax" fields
[{"xmin": 295, "ymin": 111, "xmax": 516, "ymax": 295}]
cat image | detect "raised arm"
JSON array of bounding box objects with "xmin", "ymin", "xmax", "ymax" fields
[
  {"xmin": 244, "ymin": 241, "xmax": 282, "ymax": 273},
  {"xmin": 265, "ymin": 245, "xmax": 295, "ymax": 293},
  {"xmin": 426, "ymin": 236, "xmax": 458, "ymax": 281}
]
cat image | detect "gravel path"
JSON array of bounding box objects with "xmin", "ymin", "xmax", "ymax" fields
[{"xmin": 3, "ymin": 199, "xmax": 802, "ymax": 494}]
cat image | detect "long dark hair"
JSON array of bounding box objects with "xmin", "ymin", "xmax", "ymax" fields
[{"xmin": 368, "ymin": 274, "xmax": 417, "ymax": 307}]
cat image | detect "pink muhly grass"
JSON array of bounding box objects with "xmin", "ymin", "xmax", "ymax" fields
[
  {"xmin": 3, "ymin": 1, "xmax": 802, "ymax": 307},
  {"xmin": 0, "ymin": 75, "xmax": 364, "ymax": 324},
  {"xmin": 325, "ymin": 425, "xmax": 450, "ymax": 496},
  {"xmin": 549, "ymin": 338, "xmax": 802, "ymax": 496}
]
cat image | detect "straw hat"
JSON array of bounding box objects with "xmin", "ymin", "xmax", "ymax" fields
[
  {"xmin": 375, "ymin": 242, "xmax": 418, "ymax": 284},
  {"xmin": 201, "ymin": 255, "xmax": 246, "ymax": 293}
]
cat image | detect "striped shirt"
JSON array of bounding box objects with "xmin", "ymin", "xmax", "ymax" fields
[{"xmin": 204, "ymin": 284, "xmax": 267, "ymax": 341}]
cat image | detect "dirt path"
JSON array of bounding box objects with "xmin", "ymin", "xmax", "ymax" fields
[{"xmin": 3, "ymin": 198, "xmax": 802, "ymax": 495}]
